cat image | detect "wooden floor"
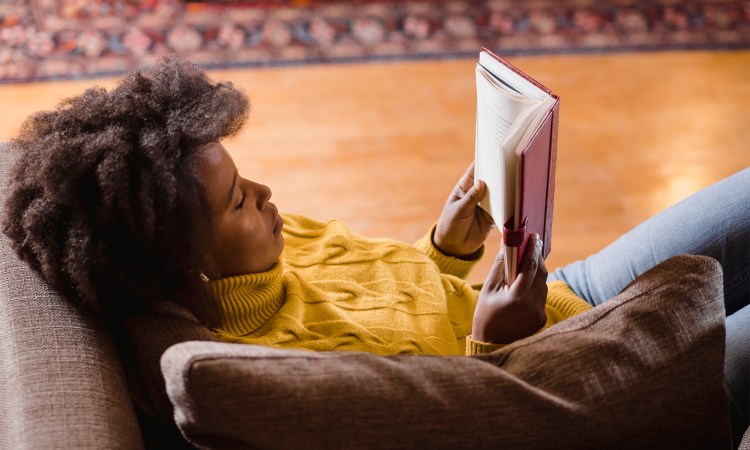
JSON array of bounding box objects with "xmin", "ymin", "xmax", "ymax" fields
[{"xmin": 1, "ymin": 50, "xmax": 748, "ymax": 284}]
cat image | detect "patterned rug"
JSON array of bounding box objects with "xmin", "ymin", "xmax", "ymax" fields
[{"xmin": 1, "ymin": 0, "xmax": 748, "ymax": 83}]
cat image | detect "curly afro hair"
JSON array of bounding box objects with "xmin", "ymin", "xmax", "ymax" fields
[{"xmin": 2, "ymin": 55, "xmax": 250, "ymax": 323}]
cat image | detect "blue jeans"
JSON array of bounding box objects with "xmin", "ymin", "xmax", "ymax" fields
[{"xmin": 549, "ymin": 167, "xmax": 750, "ymax": 444}]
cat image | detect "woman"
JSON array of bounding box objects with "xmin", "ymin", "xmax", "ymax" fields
[
  {"xmin": 1, "ymin": 55, "xmax": 587, "ymax": 355},
  {"xmin": 2, "ymin": 56, "xmax": 747, "ymax": 439}
]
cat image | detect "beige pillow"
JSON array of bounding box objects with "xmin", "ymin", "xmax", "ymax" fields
[{"xmin": 161, "ymin": 255, "xmax": 731, "ymax": 449}]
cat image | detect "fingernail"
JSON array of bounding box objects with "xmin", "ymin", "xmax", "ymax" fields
[{"xmin": 535, "ymin": 233, "xmax": 543, "ymax": 250}]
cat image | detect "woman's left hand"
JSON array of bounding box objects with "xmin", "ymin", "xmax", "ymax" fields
[{"xmin": 434, "ymin": 162, "xmax": 494, "ymax": 258}]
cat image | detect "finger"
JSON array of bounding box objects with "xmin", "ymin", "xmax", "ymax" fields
[
  {"xmin": 514, "ymin": 234, "xmax": 542, "ymax": 291},
  {"xmin": 453, "ymin": 163, "xmax": 477, "ymax": 200},
  {"xmin": 484, "ymin": 251, "xmax": 506, "ymax": 288},
  {"xmin": 459, "ymin": 179, "xmax": 486, "ymax": 210},
  {"xmin": 465, "ymin": 161, "xmax": 476, "ymax": 179},
  {"xmin": 531, "ymin": 252, "xmax": 549, "ymax": 292},
  {"xmin": 537, "ymin": 252, "xmax": 548, "ymax": 281}
]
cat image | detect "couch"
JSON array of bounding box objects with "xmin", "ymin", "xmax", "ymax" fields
[{"xmin": 0, "ymin": 141, "xmax": 746, "ymax": 449}]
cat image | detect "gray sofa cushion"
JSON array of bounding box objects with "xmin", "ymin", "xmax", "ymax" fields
[
  {"xmin": 162, "ymin": 254, "xmax": 730, "ymax": 449},
  {"xmin": 0, "ymin": 143, "xmax": 144, "ymax": 448}
]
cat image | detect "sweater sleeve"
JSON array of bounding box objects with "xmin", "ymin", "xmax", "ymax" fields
[
  {"xmin": 466, "ymin": 336, "xmax": 506, "ymax": 354},
  {"xmin": 414, "ymin": 224, "xmax": 483, "ymax": 280},
  {"xmin": 465, "ymin": 280, "xmax": 593, "ymax": 355}
]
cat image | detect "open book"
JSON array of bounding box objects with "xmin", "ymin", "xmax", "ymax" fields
[{"xmin": 474, "ymin": 48, "xmax": 560, "ymax": 281}]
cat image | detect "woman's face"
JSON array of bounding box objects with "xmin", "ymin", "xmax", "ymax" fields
[{"xmin": 199, "ymin": 142, "xmax": 284, "ymax": 278}]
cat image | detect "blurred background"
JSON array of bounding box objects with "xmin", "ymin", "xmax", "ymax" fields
[
  {"xmin": 1, "ymin": 0, "xmax": 748, "ymax": 82},
  {"xmin": 1, "ymin": 0, "xmax": 749, "ymax": 283}
]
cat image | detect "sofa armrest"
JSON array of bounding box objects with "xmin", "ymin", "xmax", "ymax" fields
[{"xmin": 0, "ymin": 143, "xmax": 144, "ymax": 449}]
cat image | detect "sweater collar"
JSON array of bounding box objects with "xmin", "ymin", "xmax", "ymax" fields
[{"xmin": 209, "ymin": 261, "xmax": 285, "ymax": 336}]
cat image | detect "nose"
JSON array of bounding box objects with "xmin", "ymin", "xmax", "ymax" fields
[{"xmin": 252, "ymin": 181, "xmax": 272, "ymax": 210}]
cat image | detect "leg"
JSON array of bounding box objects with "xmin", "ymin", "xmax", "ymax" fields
[{"xmin": 549, "ymin": 167, "xmax": 750, "ymax": 314}]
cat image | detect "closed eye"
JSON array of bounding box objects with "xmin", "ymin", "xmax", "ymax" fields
[{"xmin": 236, "ymin": 191, "xmax": 246, "ymax": 210}]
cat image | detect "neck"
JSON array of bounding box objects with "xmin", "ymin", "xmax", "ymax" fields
[{"xmin": 209, "ymin": 262, "xmax": 284, "ymax": 335}]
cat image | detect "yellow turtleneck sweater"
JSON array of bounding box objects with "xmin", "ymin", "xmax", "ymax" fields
[{"xmin": 210, "ymin": 213, "xmax": 592, "ymax": 356}]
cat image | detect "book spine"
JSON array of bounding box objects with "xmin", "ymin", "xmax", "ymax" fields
[{"xmin": 543, "ymin": 97, "xmax": 560, "ymax": 259}]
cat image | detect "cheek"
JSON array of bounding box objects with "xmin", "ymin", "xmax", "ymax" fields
[{"xmin": 213, "ymin": 215, "xmax": 273, "ymax": 275}]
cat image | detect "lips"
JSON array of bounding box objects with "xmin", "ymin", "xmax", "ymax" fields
[{"xmin": 272, "ymin": 206, "xmax": 283, "ymax": 235}]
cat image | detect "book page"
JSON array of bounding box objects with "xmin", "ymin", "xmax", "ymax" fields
[
  {"xmin": 511, "ymin": 95, "xmax": 558, "ymax": 227},
  {"xmin": 479, "ymin": 51, "xmax": 550, "ymax": 101},
  {"xmin": 474, "ymin": 65, "xmax": 546, "ymax": 227}
]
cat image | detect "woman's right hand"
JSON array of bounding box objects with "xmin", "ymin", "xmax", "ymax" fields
[{"xmin": 472, "ymin": 234, "xmax": 548, "ymax": 344}]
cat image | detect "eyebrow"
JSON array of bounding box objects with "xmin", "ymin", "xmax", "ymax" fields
[{"xmin": 226, "ymin": 171, "xmax": 237, "ymax": 207}]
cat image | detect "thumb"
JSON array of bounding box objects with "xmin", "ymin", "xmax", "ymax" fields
[
  {"xmin": 459, "ymin": 180, "xmax": 486, "ymax": 210},
  {"xmin": 484, "ymin": 250, "xmax": 506, "ymax": 288},
  {"xmin": 515, "ymin": 234, "xmax": 543, "ymax": 291}
]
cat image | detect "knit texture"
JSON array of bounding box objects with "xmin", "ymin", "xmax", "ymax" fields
[
  {"xmin": 209, "ymin": 264, "xmax": 285, "ymax": 337},
  {"xmin": 211, "ymin": 214, "xmax": 591, "ymax": 356}
]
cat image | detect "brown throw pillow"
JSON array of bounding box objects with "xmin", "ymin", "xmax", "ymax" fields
[{"xmin": 161, "ymin": 254, "xmax": 731, "ymax": 449}]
